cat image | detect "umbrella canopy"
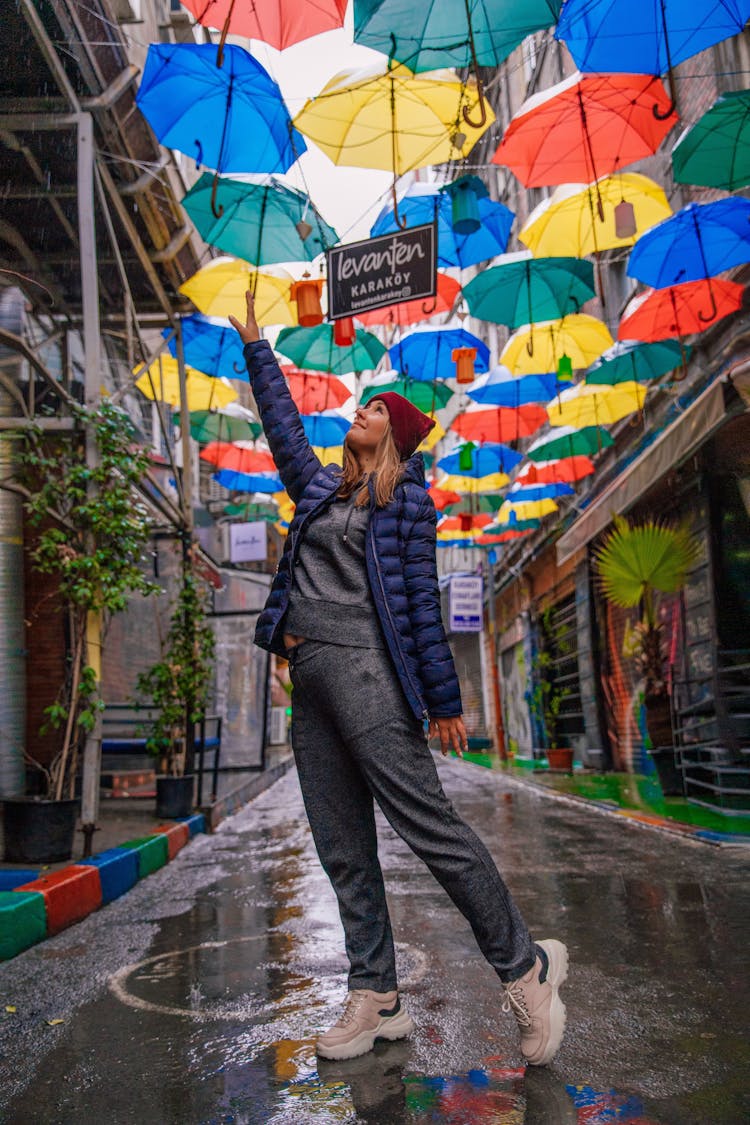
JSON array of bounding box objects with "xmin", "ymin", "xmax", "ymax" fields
[
  {"xmin": 388, "ymin": 327, "xmax": 490, "ymax": 381},
  {"xmin": 182, "ymin": 0, "xmax": 347, "ymax": 50},
  {"xmin": 224, "ymin": 500, "xmax": 279, "ymax": 521},
  {"xmin": 300, "ymin": 412, "xmax": 351, "ymax": 447},
  {"xmin": 555, "ymin": 0, "xmax": 750, "ymax": 76},
  {"xmin": 440, "ymin": 471, "xmax": 510, "ymax": 493},
  {"xmin": 507, "ymin": 481, "xmax": 576, "ymax": 502},
  {"xmin": 526, "ymin": 424, "xmax": 614, "ymax": 461},
  {"xmin": 438, "ymin": 443, "xmax": 522, "ymax": 476},
  {"xmin": 293, "ymin": 62, "xmax": 494, "ymax": 176},
  {"xmin": 627, "ymin": 198, "xmax": 750, "ymax": 287},
  {"xmin": 672, "ymin": 89, "xmax": 750, "ymax": 191},
  {"xmin": 501, "ymin": 315, "xmax": 614, "ymax": 375},
  {"xmin": 467, "ymin": 368, "xmax": 562, "ymax": 406},
  {"xmin": 360, "ymin": 379, "xmax": 454, "ymax": 412},
  {"xmin": 618, "ymin": 279, "xmax": 744, "ymax": 341},
  {"xmin": 516, "ymin": 455, "xmax": 595, "ymax": 484},
  {"xmin": 492, "ymin": 72, "xmax": 677, "ymax": 187},
  {"xmin": 182, "ymin": 175, "xmax": 338, "ymax": 264},
  {"xmin": 518, "ymin": 173, "xmax": 671, "ymax": 257},
  {"xmin": 547, "ymin": 380, "xmax": 647, "ymax": 427},
  {"xmin": 183, "ymin": 409, "xmax": 261, "ymax": 443},
  {"xmin": 135, "ymin": 358, "xmax": 237, "ymax": 410},
  {"xmin": 353, "ymin": 0, "xmax": 562, "ymax": 72},
  {"xmin": 165, "ymin": 315, "xmax": 247, "ymax": 381},
  {"xmin": 429, "ymin": 486, "xmax": 463, "ymax": 510},
  {"xmin": 452, "ymin": 404, "xmax": 548, "ymax": 443},
  {"xmin": 487, "ymin": 511, "xmax": 541, "ymax": 533},
  {"xmin": 497, "ymin": 497, "xmax": 559, "ymax": 522},
  {"xmin": 136, "ymin": 44, "xmax": 304, "ymax": 175},
  {"xmin": 370, "ymin": 182, "xmax": 513, "ymax": 268},
  {"xmin": 179, "ymin": 259, "xmax": 295, "ymax": 327},
  {"xmin": 282, "ymin": 367, "xmax": 351, "ymax": 413},
  {"xmin": 438, "ymin": 514, "xmax": 495, "ymax": 533},
  {"xmin": 443, "ymin": 494, "xmax": 505, "ymax": 515},
  {"xmin": 276, "ymin": 324, "xmax": 386, "ymax": 374},
  {"xmin": 213, "ymin": 469, "xmax": 284, "ymax": 493},
  {"xmin": 199, "ymin": 443, "xmax": 276, "ymax": 473},
  {"xmin": 586, "ymin": 339, "xmax": 688, "ymax": 385},
  {"xmin": 463, "ymin": 252, "xmax": 595, "ymax": 328},
  {"xmin": 355, "ymin": 273, "xmax": 461, "ymax": 327},
  {"xmin": 479, "ymin": 526, "xmax": 538, "ymax": 543}
]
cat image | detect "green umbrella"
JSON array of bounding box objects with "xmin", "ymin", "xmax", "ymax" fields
[
  {"xmin": 672, "ymin": 90, "xmax": 750, "ymax": 191},
  {"xmin": 586, "ymin": 339, "xmax": 689, "ymax": 386},
  {"xmin": 180, "ymin": 410, "xmax": 262, "ymax": 443},
  {"xmin": 444, "ymin": 494, "xmax": 505, "ymax": 516},
  {"xmin": 360, "ymin": 379, "xmax": 453, "ymax": 412},
  {"xmin": 463, "ymin": 253, "xmax": 595, "ymax": 329},
  {"xmin": 182, "ymin": 174, "xmax": 338, "ymax": 264},
  {"xmin": 526, "ymin": 424, "xmax": 613, "ymax": 462},
  {"xmin": 275, "ymin": 324, "xmax": 386, "ymax": 375},
  {"xmin": 224, "ymin": 501, "xmax": 279, "ymax": 520}
]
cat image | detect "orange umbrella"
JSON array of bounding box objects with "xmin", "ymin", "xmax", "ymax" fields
[
  {"xmin": 439, "ymin": 514, "xmax": 494, "ymax": 533},
  {"xmin": 492, "ymin": 73, "xmax": 677, "ymax": 189},
  {"xmin": 199, "ymin": 443, "xmax": 275, "ymax": 473},
  {"xmin": 181, "ymin": 0, "xmax": 347, "ymax": 54},
  {"xmin": 477, "ymin": 529, "xmax": 534, "ymax": 544},
  {"xmin": 429, "ymin": 486, "xmax": 462, "ymax": 510},
  {"xmin": 516, "ymin": 455, "xmax": 595, "ymax": 485},
  {"xmin": 452, "ymin": 404, "xmax": 548, "ymax": 443},
  {"xmin": 281, "ymin": 366, "xmax": 351, "ymax": 413},
  {"xmin": 356, "ymin": 273, "xmax": 461, "ymax": 327},
  {"xmin": 617, "ymin": 279, "xmax": 744, "ymax": 342}
]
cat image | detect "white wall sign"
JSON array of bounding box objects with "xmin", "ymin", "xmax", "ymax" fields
[
  {"xmin": 229, "ymin": 521, "xmax": 267, "ymax": 563},
  {"xmin": 449, "ymin": 575, "xmax": 483, "ymax": 633}
]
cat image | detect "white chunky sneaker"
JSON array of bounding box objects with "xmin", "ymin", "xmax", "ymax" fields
[
  {"xmin": 501, "ymin": 939, "xmax": 569, "ymax": 1066},
  {"xmin": 315, "ymin": 988, "xmax": 415, "ymax": 1061}
]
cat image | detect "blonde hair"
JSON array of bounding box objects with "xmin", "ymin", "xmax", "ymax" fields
[{"xmin": 338, "ymin": 422, "xmax": 404, "ymax": 508}]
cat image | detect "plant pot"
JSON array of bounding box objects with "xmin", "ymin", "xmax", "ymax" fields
[
  {"xmin": 155, "ymin": 774, "xmax": 195, "ymax": 819},
  {"xmin": 2, "ymin": 797, "xmax": 78, "ymax": 864},
  {"xmin": 644, "ymin": 692, "xmax": 673, "ymax": 750},
  {"xmin": 547, "ymin": 747, "xmax": 574, "ymax": 771}
]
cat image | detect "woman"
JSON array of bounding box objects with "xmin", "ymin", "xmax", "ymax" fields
[{"xmin": 230, "ymin": 293, "xmax": 568, "ymax": 1066}]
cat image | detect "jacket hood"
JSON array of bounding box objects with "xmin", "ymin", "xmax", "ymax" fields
[{"xmin": 400, "ymin": 452, "xmax": 427, "ymax": 490}]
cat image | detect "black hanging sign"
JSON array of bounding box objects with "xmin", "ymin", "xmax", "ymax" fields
[{"xmin": 326, "ymin": 222, "xmax": 437, "ymax": 320}]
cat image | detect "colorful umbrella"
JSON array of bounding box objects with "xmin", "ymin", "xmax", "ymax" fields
[
  {"xmin": 199, "ymin": 443, "xmax": 276, "ymax": 473},
  {"xmin": 486, "ymin": 512, "xmax": 541, "ymax": 533},
  {"xmin": 360, "ymin": 379, "xmax": 453, "ymax": 411},
  {"xmin": 507, "ymin": 481, "xmax": 575, "ymax": 502},
  {"xmin": 213, "ymin": 469, "xmax": 284, "ymax": 493},
  {"xmin": 467, "ymin": 368, "xmax": 562, "ymax": 407},
  {"xmin": 585, "ymin": 339, "xmax": 687, "ymax": 385},
  {"xmin": 443, "ymin": 494, "xmax": 505, "ymax": 515},
  {"xmin": 183, "ymin": 409, "xmax": 261, "ymax": 444},
  {"xmin": 281, "ymin": 367, "xmax": 350, "ymax": 413},
  {"xmin": 672, "ymin": 89, "xmax": 750, "ymax": 191},
  {"xmin": 224, "ymin": 500, "xmax": 279, "ymax": 521},
  {"xmin": 618, "ymin": 279, "xmax": 745, "ymax": 341},
  {"xmin": 370, "ymin": 182, "xmax": 513, "ymax": 269},
  {"xmin": 355, "ymin": 273, "xmax": 461, "ymax": 327},
  {"xmin": 165, "ymin": 315, "xmax": 247, "ymax": 381},
  {"xmin": 452, "ymin": 404, "xmax": 548, "ymax": 443},
  {"xmin": 526, "ymin": 424, "xmax": 614, "ymax": 461},
  {"xmin": 388, "ymin": 327, "xmax": 489, "ymax": 381},
  {"xmin": 182, "ymin": 0, "xmax": 347, "ymax": 52},
  {"xmin": 438, "ymin": 514, "xmax": 494, "ymax": 533},
  {"xmin": 547, "ymin": 380, "xmax": 647, "ymax": 427},
  {"xmin": 463, "ymin": 253, "xmax": 595, "ymax": 328},
  {"xmin": 496, "ymin": 497, "xmax": 559, "ymax": 522},
  {"xmin": 276, "ymin": 324, "xmax": 386, "ymax": 374},
  {"xmin": 440, "ymin": 471, "xmax": 510, "ymax": 494},
  {"xmin": 627, "ymin": 198, "xmax": 750, "ymax": 288},
  {"xmin": 518, "ymin": 173, "xmax": 671, "ymax": 258},
  {"xmin": 492, "ymin": 72, "xmax": 677, "ymax": 187},
  {"xmin": 478, "ymin": 527, "xmax": 537, "ymax": 544},
  {"xmin": 516, "ymin": 456, "xmax": 594, "ymax": 484},
  {"xmin": 135, "ymin": 358, "xmax": 237, "ymax": 410},
  {"xmin": 437, "ymin": 443, "xmax": 523, "ymax": 476},
  {"xmin": 429, "ymin": 486, "xmax": 463, "ymax": 510},
  {"xmin": 300, "ymin": 412, "xmax": 351, "ymax": 447},
  {"xmin": 182, "ymin": 176, "xmax": 338, "ymax": 264},
  {"xmin": 501, "ymin": 315, "xmax": 614, "ymax": 375},
  {"xmin": 179, "ymin": 259, "xmax": 295, "ymax": 327},
  {"xmin": 555, "ymin": 0, "xmax": 750, "ymax": 77}
]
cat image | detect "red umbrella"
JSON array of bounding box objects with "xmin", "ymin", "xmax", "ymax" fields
[
  {"xmin": 477, "ymin": 529, "xmax": 534, "ymax": 544},
  {"xmin": 439, "ymin": 514, "xmax": 494, "ymax": 532},
  {"xmin": 429, "ymin": 485, "xmax": 462, "ymax": 510},
  {"xmin": 200, "ymin": 442, "xmax": 275, "ymax": 473},
  {"xmin": 356, "ymin": 273, "xmax": 461, "ymax": 327},
  {"xmin": 181, "ymin": 0, "xmax": 347, "ymax": 53},
  {"xmin": 281, "ymin": 366, "xmax": 350, "ymax": 413},
  {"xmin": 452, "ymin": 404, "xmax": 548, "ymax": 443},
  {"xmin": 492, "ymin": 73, "xmax": 677, "ymax": 190},
  {"xmin": 516, "ymin": 455, "xmax": 595, "ymax": 485},
  {"xmin": 617, "ymin": 279, "xmax": 744, "ymax": 342}
]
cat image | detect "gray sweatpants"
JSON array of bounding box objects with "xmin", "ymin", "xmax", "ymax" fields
[{"xmin": 288, "ymin": 639, "xmax": 537, "ymax": 992}]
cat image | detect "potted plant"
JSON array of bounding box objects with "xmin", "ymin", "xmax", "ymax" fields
[
  {"xmin": 594, "ymin": 514, "xmax": 701, "ymax": 795},
  {"xmin": 3, "ymin": 402, "xmax": 158, "ymax": 862},
  {"xmin": 527, "ymin": 608, "xmax": 573, "ymax": 770},
  {"xmin": 136, "ymin": 549, "xmax": 215, "ymax": 819}
]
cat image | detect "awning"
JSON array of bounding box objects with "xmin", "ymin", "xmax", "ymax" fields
[{"xmin": 556, "ymin": 377, "xmax": 729, "ymax": 565}]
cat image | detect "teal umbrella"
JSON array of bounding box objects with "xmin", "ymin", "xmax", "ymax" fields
[
  {"xmin": 224, "ymin": 501, "xmax": 279, "ymax": 520},
  {"xmin": 526, "ymin": 424, "xmax": 613, "ymax": 462},
  {"xmin": 444, "ymin": 494, "xmax": 505, "ymax": 516},
  {"xmin": 182, "ymin": 175, "xmax": 338, "ymax": 264},
  {"xmin": 586, "ymin": 339, "xmax": 688, "ymax": 386},
  {"xmin": 672, "ymin": 90, "xmax": 750, "ymax": 191},
  {"xmin": 276, "ymin": 324, "xmax": 386, "ymax": 375},
  {"xmin": 361, "ymin": 378, "xmax": 453, "ymax": 412},
  {"xmin": 462, "ymin": 253, "xmax": 595, "ymax": 329},
  {"xmin": 179, "ymin": 409, "xmax": 262, "ymax": 443}
]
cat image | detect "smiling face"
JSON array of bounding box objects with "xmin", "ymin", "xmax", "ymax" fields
[{"xmin": 345, "ymin": 397, "xmax": 391, "ymax": 465}]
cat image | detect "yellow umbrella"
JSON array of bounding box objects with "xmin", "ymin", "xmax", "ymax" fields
[
  {"xmin": 179, "ymin": 258, "xmax": 296, "ymax": 326},
  {"xmin": 274, "ymin": 492, "xmax": 296, "ymax": 524},
  {"xmin": 546, "ymin": 380, "xmax": 646, "ymax": 428},
  {"xmin": 440, "ymin": 471, "xmax": 509, "ymax": 493},
  {"xmin": 519, "ymin": 174, "xmax": 671, "ymax": 258},
  {"xmin": 419, "ymin": 415, "xmax": 445, "ymax": 453},
  {"xmin": 501, "ymin": 315, "xmax": 613, "ymax": 376},
  {"xmin": 497, "ymin": 498, "xmax": 558, "ymax": 523},
  {"xmin": 312, "ymin": 444, "xmax": 344, "ymax": 467},
  {"xmin": 293, "ymin": 63, "xmax": 493, "ymax": 175},
  {"xmin": 135, "ymin": 356, "xmax": 237, "ymax": 410}
]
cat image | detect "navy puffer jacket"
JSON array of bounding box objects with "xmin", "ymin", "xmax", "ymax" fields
[{"xmin": 243, "ymin": 340, "xmax": 462, "ymax": 721}]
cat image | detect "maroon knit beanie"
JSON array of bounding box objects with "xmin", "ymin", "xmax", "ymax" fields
[{"xmin": 369, "ymin": 391, "xmax": 436, "ymax": 460}]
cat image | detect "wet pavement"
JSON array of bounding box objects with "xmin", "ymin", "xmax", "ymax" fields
[{"xmin": 1, "ymin": 757, "xmax": 749, "ymax": 1125}]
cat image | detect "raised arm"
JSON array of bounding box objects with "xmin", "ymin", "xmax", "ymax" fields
[{"xmin": 229, "ymin": 292, "xmax": 323, "ymax": 504}]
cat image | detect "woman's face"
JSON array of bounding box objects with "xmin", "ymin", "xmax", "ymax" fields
[{"xmin": 346, "ymin": 398, "xmax": 391, "ymax": 459}]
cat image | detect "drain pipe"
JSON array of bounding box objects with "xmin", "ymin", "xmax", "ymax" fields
[{"xmin": 0, "ymin": 287, "xmax": 27, "ymax": 796}]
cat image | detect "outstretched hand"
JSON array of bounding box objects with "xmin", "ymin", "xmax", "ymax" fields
[
  {"xmin": 228, "ymin": 290, "xmax": 261, "ymax": 345},
  {"xmin": 428, "ymin": 715, "xmax": 469, "ymax": 758}
]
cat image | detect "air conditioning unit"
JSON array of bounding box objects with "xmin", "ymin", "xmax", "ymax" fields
[{"xmin": 269, "ymin": 706, "xmax": 288, "ymax": 745}]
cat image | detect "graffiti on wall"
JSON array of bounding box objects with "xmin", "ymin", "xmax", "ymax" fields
[{"xmin": 501, "ymin": 642, "xmax": 533, "ymax": 756}]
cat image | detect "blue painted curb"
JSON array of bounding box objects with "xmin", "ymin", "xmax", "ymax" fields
[
  {"xmin": 79, "ymin": 847, "xmax": 139, "ymax": 903},
  {"xmin": 0, "ymin": 869, "xmax": 40, "ymax": 892},
  {"xmin": 178, "ymin": 813, "xmax": 206, "ymax": 837}
]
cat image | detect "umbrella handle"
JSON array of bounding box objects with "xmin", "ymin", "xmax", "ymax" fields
[
  {"xmin": 698, "ymin": 283, "xmax": 718, "ymax": 323},
  {"xmin": 462, "ymin": 76, "xmax": 488, "ymax": 129},
  {"xmin": 392, "ymin": 180, "xmax": 408, "ymax": 230},
  {"xmin": 653, "ymin": 95, "xmax": 676, "ymax": 121},
  {"xmin": 210, "ymin": 173, "xmax": 225, "ymax": 219},
  {"xmin": 422, "ymin": 296, "xmax": 437, "ymax": 315}
]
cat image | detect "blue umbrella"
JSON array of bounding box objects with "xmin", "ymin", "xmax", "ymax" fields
[
  {"xmin": 388, "ymin": 328, "xmax": 490, "ymax": 382},
  {"xmin": 371, "ymin": 183, "xmax": 514, "ymax": 269},
  {"xmin": 507, "ymin": 482, "xmax": 575, "ymax": 502},
  {"xmin": 555, "ymin": 0, "xmax": 750, "ymax": 77},
  {"xmin": 166, "ymin": 316, "xmax": 247, "ymax": 381},
  {"xmin": 213, "ymin": 470, "xmax": 284, "ymax": 493},
  {"xmin": 627, "ymin": 198, "xmax": 750, "ymax": 288},
  {"xmin": 437, "ymin": 443, "xmax": 522, "ymax": 476},
  {"xmin": 467, "ymin": 367, "xmax": 563, "ymax": 407},
  {"xmin": 300, "ymin": 413, "xmax": 351, "ymax": 447}
]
